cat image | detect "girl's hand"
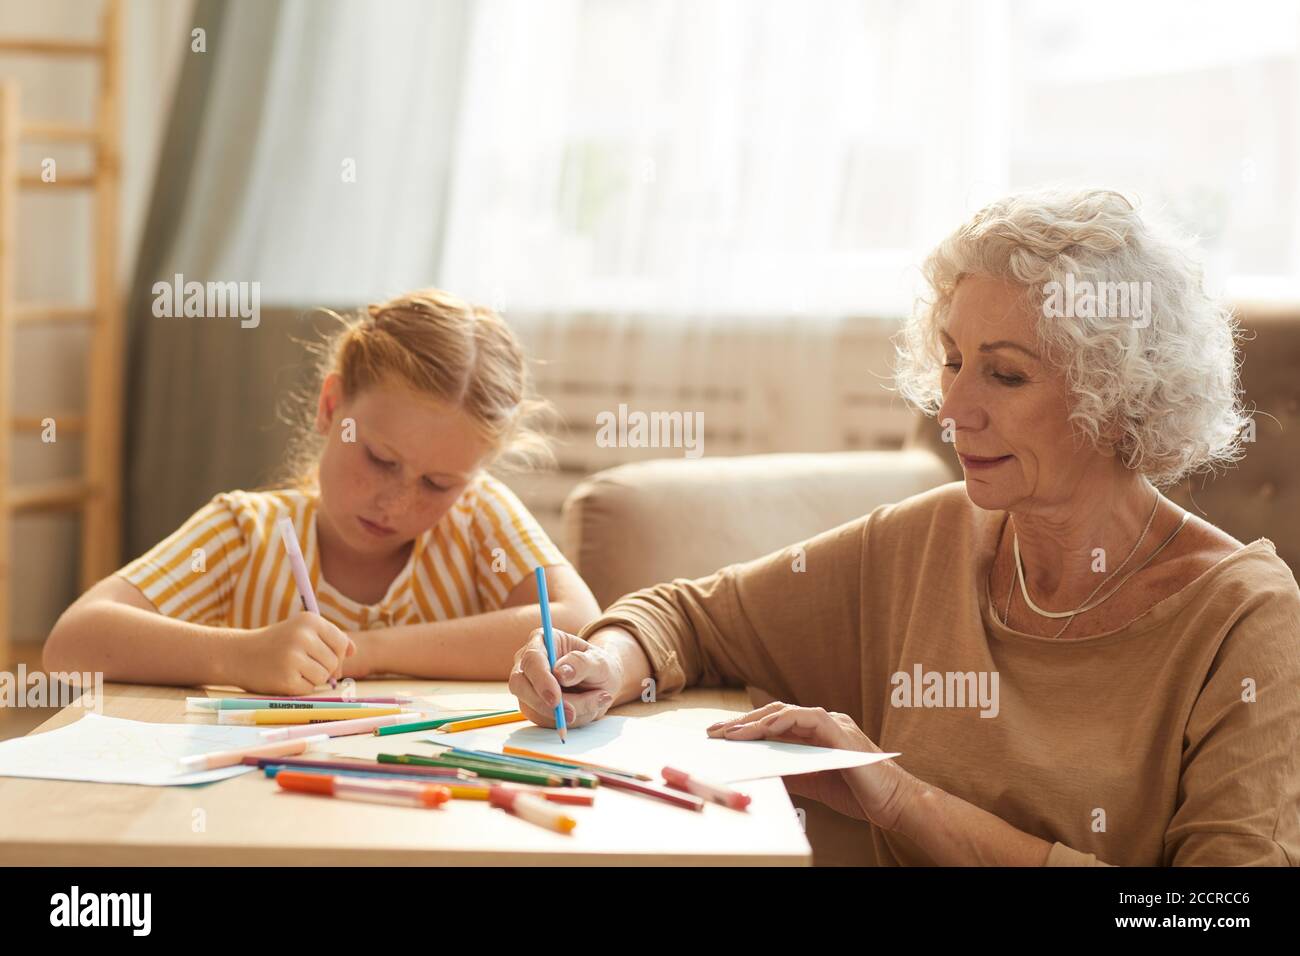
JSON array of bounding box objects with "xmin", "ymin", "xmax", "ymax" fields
[
  {"xmin": 238, "ymin": 612, "xmax": 355, "ymax": 695},
  {"xmin": 707, "ymin": 702, "xmax": 916, "ymax": 830},
  {"xmin": 340, "ymin": 630, "xmax": 376, "ymax": 680},
  {"xmin": 508, "ymin": 628, "xmax": 623, "ymax": 729}
]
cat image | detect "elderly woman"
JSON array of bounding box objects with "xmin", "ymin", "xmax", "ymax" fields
[{"xmin": 511, "ymin": 188, "xmax": 1300, "ymax": 866}]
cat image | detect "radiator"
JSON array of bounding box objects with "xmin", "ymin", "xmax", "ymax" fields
[{"xmin": 503, "ymin": 313, "xmax": 916, "ymax": 552}]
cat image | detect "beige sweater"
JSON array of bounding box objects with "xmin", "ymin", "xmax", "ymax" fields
[{"xmin": 579, "ymin": 481, "xmax": 1300, "ymax": 866}]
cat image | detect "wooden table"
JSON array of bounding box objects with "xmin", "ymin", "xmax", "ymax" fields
[{"xmin": 0, "ymin": 680, "xmax": 811, "ymax": 865}]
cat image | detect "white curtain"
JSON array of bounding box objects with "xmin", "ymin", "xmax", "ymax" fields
[
  {"xmin": 434, "ymin": 0, "xmax": 1011, "ymax": 452},
  {"xmin": 134, "ymin": 0, "xmax": 1300, "ymax": 469},
  {"xmin": 172, "ymin": 0, "xmax": 472, "ymax": 303},
  {"xmin": 438, "ymin": 0, "xmax": 1300, "ymax": 313},
  {"xmin": 174, "ymin": 0, "xmax": 1300, "ymax": 312},
  {"xmin": 440, "ymin": 0, "xmax": 1009, "ymax": 318}
]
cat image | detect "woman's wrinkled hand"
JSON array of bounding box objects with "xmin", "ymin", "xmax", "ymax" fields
[
  {"xmin": 707, "ymin": 702, "xmax": 916, "ymax": 829},
  {"xmin": 508, "ymin": 627, "xmax": 624, "ymax": 729}
]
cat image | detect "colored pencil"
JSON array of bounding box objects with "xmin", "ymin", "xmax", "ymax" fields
[
  {"xmin": 380, "ymin": 753, "xmax": 562, "ymax": 787},
  {"xmin": 535, "ymin": 567, "xmax": 567, "ymax": 743},
  {"xmin": 426, "ymin": 745, "xmax": 599, "ymax": 787},
  {"xmin": 243, "ymin": 755, "xmax": 477, "ymax": 780},
  {"xmin": 256, "ymin": 759, "xmax": 594, "ymax": 805},
  {"xmin": 593, "ymin": 770, "xmax": 705, "ymax": 811},
  {"xmin": 503, "ymin": 744, "xmax": 652, "ymax": 781},
  {"xmin": 373, "ymin": 710, "xmax": 519, "ymax": 736},
  {"xmin": 406, "ymin": 752, "xmax": 570, "ymax": 785},
  {"xmin": 259, "ymin": 711, "xmax": 426, "ymax": 740},
  {"xmin": 434, "ymin": 711, "xmax": 527, "ymax": 733}
]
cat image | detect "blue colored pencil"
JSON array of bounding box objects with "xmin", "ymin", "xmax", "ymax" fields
[{"xmin": 535, "ymin": 566, "xmax": 567, "ymax": 743}]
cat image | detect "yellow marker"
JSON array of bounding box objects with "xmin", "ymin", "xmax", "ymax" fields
[
  {"xmin": 218, "ymin": 706, "xmax": 404, "ymax": 726},
  {"xmin": 446, "ymin": 785, "xmax": 492, "ymax": 800},
  {"xmin": 436, "ymin": 711, "xmax": 527, "ymax": 734}
]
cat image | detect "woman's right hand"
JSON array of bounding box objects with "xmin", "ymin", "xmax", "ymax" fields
[
  {"xmin": 509, "ymin": 628, "xmax": 624, "ymax": 729},
  {"xmin": 237, "ymin": 612, "xmax": 355, "ymax": 695}
]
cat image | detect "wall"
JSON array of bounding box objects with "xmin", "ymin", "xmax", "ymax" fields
[{"xmin": 1, "ymin": 0, "xmax": 193, "ymax": 645}]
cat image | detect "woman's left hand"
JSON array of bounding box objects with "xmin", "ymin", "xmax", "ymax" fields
[{"xmin": 707, "ymin": 702, "xmax": 917, "ymax": 830}]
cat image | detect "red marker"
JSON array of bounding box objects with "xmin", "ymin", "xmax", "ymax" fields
[{"xmin": 662, "ymin": 766, "xmax": 751, "ymax": 811}]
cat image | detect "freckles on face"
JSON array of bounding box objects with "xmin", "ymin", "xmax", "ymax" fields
[
  {"xmin": 316, "ymin": 382, "xmax": 492, "ymax": 552},
  {"xmin": 936, "ymin": 276, "xmax": 1079, "ymax": 503}
]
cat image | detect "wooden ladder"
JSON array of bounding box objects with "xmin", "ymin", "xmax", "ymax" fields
[{"xmin": 0, "ymin": 0, "xmax": 124, "ymax": 671}]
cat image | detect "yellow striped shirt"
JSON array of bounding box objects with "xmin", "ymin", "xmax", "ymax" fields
[{"xmin": 118, "ymin": 473, "xmax": 566, "ymax": 632}]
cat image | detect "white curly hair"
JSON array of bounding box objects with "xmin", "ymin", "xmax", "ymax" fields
[{"xmin": 893, "ymin": 187, "xmax": 1249, "ymax": 487}]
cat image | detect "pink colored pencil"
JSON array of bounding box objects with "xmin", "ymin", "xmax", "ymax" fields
[
  {"xmin": 233, "ymin": 695, "xmax": 414, "ymax": 704},
  {"xmin": 258, "ymin": 711, "xmax": 426, "ymax": 741}
]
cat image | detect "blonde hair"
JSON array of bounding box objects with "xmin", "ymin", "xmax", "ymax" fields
[
  {"xmin": 893, "ymin": 187, "xmax": 1249, "ymax": 487},
  {"xmin": 278, "ymin": 288, "xmax": 554, "ymax": 489}
]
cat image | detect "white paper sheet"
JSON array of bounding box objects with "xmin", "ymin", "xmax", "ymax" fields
[
  {"xmin": 419, "ymin": 709, "xmax": 900, "ymax": 782},
  {"xmin": 414, "ymin": 692, "xmax": 521, "ymax": 714},
  {"xmin": 0, "ymin": 713, "xmax": 270, "ymax": 786}
]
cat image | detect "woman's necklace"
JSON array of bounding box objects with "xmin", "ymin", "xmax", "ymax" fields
[{"xmin": 999, "ymin": 485, "xmax": 1188, "ymax": 637}]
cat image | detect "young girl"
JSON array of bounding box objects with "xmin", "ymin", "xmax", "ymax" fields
[{"xmin": 44, "ymin": 289, "xmax": 600, "ymax": 695}]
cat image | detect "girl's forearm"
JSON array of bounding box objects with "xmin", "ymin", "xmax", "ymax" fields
[
  {"xmin": 43, "ymin": 602, "xmax": 244, "ymax": 688},
  {"xmin": 368, "ymin": 601, "xmax": 594, "ymax": 680}
]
